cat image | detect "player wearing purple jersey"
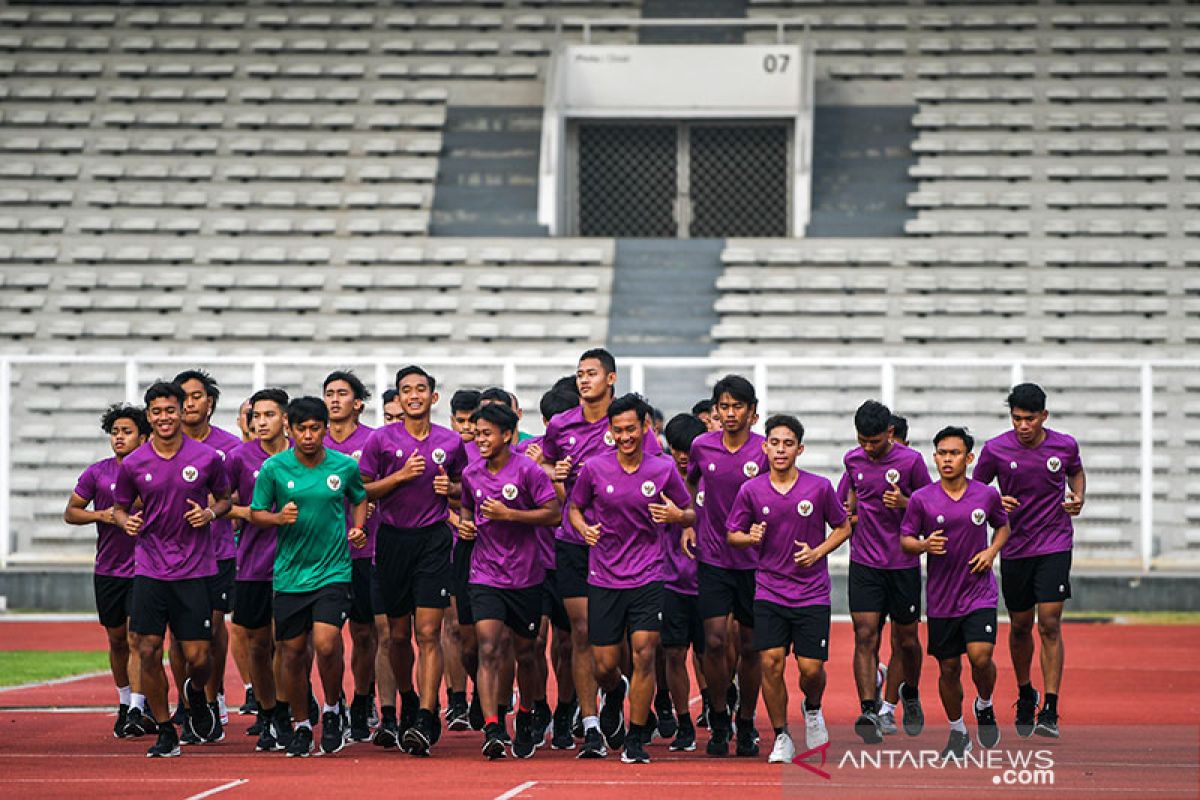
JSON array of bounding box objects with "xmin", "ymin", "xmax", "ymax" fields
[
  {"xmin": 445, "ymin": 387, "xmax": 482, "ymax": 733},
  {"xmin": 684, "ymin": 375, "xmax": 769, "ymax": 758},
  {"xmin": 457, "ymin": 403, "xmax": 560, "ymax": 760},
  {"xmin": 902, "ymin": 426, "xmax": 1010, "ymax": 762},
  {"xmin": 727, "ymin": 415, "xmax": 851, "ymax": 764},
  {"xmin": 112, "ymin": 381, "xmax": 233, "ymax": 758},
  {"xmin": 973, "ymin": 384, "xmax": 1084, "ymax": 739},
  {"xmin": 360, "ymin": 365, "xmax": 466, "ymax": 756},
  {"xmin": 843, "ymin": 401, "xmax": 931, "ymax": 744},
  {"xmin": 569, "ymin": 394, "xmax": 694, "ymax": 764},
  {"xmin": 65, "ymin": 404, "xmax": 151, "ymax": 739}
]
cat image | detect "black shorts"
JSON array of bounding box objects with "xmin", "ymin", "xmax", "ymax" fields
[
  {"xmin": 697, "ymin": 562, "xmax": 756, "ymax": 628},
  {"xmin": 469, "ymin": 583, "xmax": 542, "ymax": 640},
  {"xmin": 370, "ymin": 565, "xmax": 385, "ymax": 616},
  {"xmin": 208, "ymin": 558, "xmax": 236, "ymax": 614},
  {"xmin": 232, "ymin": 580, "xmax": 272, "ymax": 630},
  {"xmin": 1000, "ymin": 551, "xmax": 1072, "ymax": 614},
  {"xmin": 453, "ymin": 538, "xmax": 476, "ymax": 626},
  {"xmin": 555, "ymin": 539, "xmax": 589, "ymax": 599},
  {"xmin": 588, "ymin": 582, "xmax": 664, "ymax": 647},
  {"xmin": 753, "ymin": 601, "xmax": 831, "ymax": 660},
  {"xmin": 928, "ymin": 607, "xmax": 998, "ymax": 660},
  {"xmin": 541, "ymin": 569, "xmax": 571, "ymax": 632},
  {"xmin": 130, "ymin": 576, "xmax": 213, "ymax": 641},
  {"xmin": 274, "ymin": 582, "xmax": 351, "ymax": 642},
  {"xmin": 349, "ymin": 557, "xmax": 374, "ymax": 625},
  {"xmin": 848, "ymin": 562, "xmax": 921, "ymax": 624},
  {"xmin": 94, "ymin": 574, "xmax": 133, "ymax": 629},
  {"xmin": 661, "ymin": 589, "xmax": 705, "ymax": 654},
  {"xmin": 375, "ymin": 522, "xmax": 453, "ymax": 617}
]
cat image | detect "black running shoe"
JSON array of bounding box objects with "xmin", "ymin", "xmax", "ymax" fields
[
  {"xmin": 643, "ymin": 710, "xmax": 657, "ymax": 744},
  {"xmin": 482, "ymin": 722, "xmax": 507, "ymax": 760},
  {"xmin": 287, "ymin": 725, "xmax": 313, "ymax": 758},
  {"xmin": 399, "ymin": 691, "xmax": 421, "ymax": 748},
  {"xmin": 184, "ymin": 678, "xmax": 216, "ymax": 740},
  {"xmin": 373, "ymin": 713, "xmax": 399, "ymax": 749},
  {"xmin": 551, "ymin": 703, "xmax": 576, "ymax": 750},
  {"xmin": 599, "ymin": 676, "xmax": 627, "ymax": 751},
  {"xmin": 180, "ymin": 720, "xmax": 201, "ymax": 746},
  {"xmin": 239, "ymin": 687, "xmax": 258, "ymax": 716},
  {"xmin": 468, "ymin": 691, "xmax": 484, "ymax": 731},
  {"xmin": 446, "ymin": 696, "xmax": 471, "ymax": 732},
  {"xmin": 855, "ymin": 710, "xmax": 884, "ymax": 744},
  {"xmin": 735, "ymin": 717, "xmax": 760, "ymax": 757},
  {"xmin": 899, "ymin": 683, "xmax": 924, "ymax": 737},
  {"xmin": 1034, "ymin": 707, "xmax": 1060, "ymax": 739},
  {"xmin": 307, "ymin": 690, "xmax": 319, "ymax": 726},
  {"xmin": 726, "ymin": 680, "xmax": 740, "ymax": 719},
  {"xmin": 621, "ymin": 732, "xmax": 650, "ymax": 764},
  {"xmin": 124, "ymin": 706, "xmax": 157, "ymax": 738},
  {"xmin": 273, "ymin": 707, "xmax": 294, "ymax": 750},
  {"xmin": 402, "ymin": 710, "xmax": 435, "ymax": 757},
  {"xmin": 204, "ymin": 702, "xmax": 225, "ymax": 743},
  {"xmin": 349, "ymin": 695, "xmax": 371, "ymax": 743},
  {"xmin": 577, "ymin": 727, "xmax": 607, "ymax": 759},
  {"xmin": 321, "ymin": 710, "xmax": 344, "ymax": 755},
  {"xmin": 247, "ymin": 714, "xmax": 264, "ymax": 737},
  {"xmin": 655, "ymin": 703, "xmax": 678, "ymax": 740},
  {"xmin": 530, "ymin": 700, "xmax": 552, "ymax": 747},
  {"xmin": 571, "ymin": 704, "xmax": 584, "ymax": 739},
  {"xmin": 697, "ymin": 695, "xmax": 710, "ymax": 730},
  {"xmin": 940, "ymin": 729, "xmax": 972, "ymax": 762},
  {"xmin": 255, "ymin": 716, "xmax": 281, "ymax": 752},
  {"xmin": 171, "ymin": 703, "xmax": 187, "ymax": 727},
  {"xmin": 114, "ymin": 704, "xmax": 129, "ymax": 738},
  {"xmin": 146, "ymin": 724, "xmax": 180, "ymax": 758},
  {"xmin": 512, "ymin": 711, "xmax": 536, "ymax": 759},
  {"xmin": 670, "ymin": 725, "xmax": 697, "ymax": 752},
  {"xmin": 706, "ymin": 710, "xmax": 731, "ymax": 757},
  {"xmin": 976, "ymin": 703, "xmax": 1001, "ymax": 748},
  {"xmin": 1014, "ymin": 686, "xmax": 1039, "ymax": 738}
]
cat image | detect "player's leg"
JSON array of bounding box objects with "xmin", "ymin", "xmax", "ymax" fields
[
  {"xmin": 966, "ymin": 640, "xmax": 999, "ymax": 749},
  {"xmin": 244, "ymin": 624, "xmax": 280, "ymax": 749},
  {"xmin": 622, "ymin": 629, "xmax": 659, "ymax": 763},
  {"xmin": 442, "ymin": 603, "xmax": 467, "ymax": 709},
  {"xmin": 796, "ymin": 656, "xmax": 828, "ymax": 750},
  {"xmin": 403, "ymin": 605, "xmax": 445, "ymax": 755},
  {"xmin": 1035, "ymin": 601, "xmax": 1065, "ymax": 737},
  {"xmin": 278, "ymin": 631, "xmax": 313, "ymax": 756},
  {"xmin": 230, "ymin": 624, "xmax": 256, "ymax": 715},
  {"xmin": 373, "ymin": 611, "xmax": 400, "ymax": 746},
  {"xmin": 475, "ymin": 617, "xmax": 507, "ymax": 758},
  {"xmin": 513, "ymin": 620, "xmax": 542, "ymax": 757},
  {"xmin": 104, "ymin": 622, "xmax": 131, "ymax": 737},
  {"xmin": 760, "ymin": 646, "xmax": 790, "ymax": 760},
  {"xmin": 563, "ymin": 586, "xmax": 599, "ymax": 752},
  {"xmin": 346, "ymin": 558, "xmax": 377, "ymax": 742},
  {"xmin": 167, "ymin": 635, "xmax": 188, "ymax": 723},
  {"xmin": 887, "ymin": 565, "xmax": 924, "ymax": 736},
  {"xmin": 653, "ymin": 644, "xmax": 677, "ymax": 739},
  {"xmin": 591, "ymin": 641, "xmax": 623, "ymax": 753},
  {"xmin": 206, "ymin": 610, "xmax": 228, "ymax": 710},
  {"xmin": 936, "ymin": 655, "xmax": 969, "ymax": 758},
  {"xmin": 734, "ymin": 602, "xmax": 763, "ymax": 757},
  {"xmin": 851, "ymin": 610, "xmax": 884, "ymax": 743},
  {"xmin": 311, "ymin": 614, "xmax": 349, "ymax": 755},
  {"xmin": 1001, "ymin": 555, "xmax": 1040, "ymax": 737}
]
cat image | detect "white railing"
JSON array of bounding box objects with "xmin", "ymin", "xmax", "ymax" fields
[{"xmin": 2, "ymin": 354, "xmax": 1197, "ymax": 574}]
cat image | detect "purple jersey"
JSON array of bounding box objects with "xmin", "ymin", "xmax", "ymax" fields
[
  {"xmin": 359, "ymin": 422, "xmax": 467, "ymax": 530},
  {"xmin": 464, "ymin": 439, "xmax": 481, "ymax": 463},
  {"xmin": 191, "ymin": 426, "xmax": 242, "ymax": 562},
  {"xmin": 75, "ymin": 457, "xmax": 135, "ymax": 578},
  {"xmin": 569, "ymin": 452, "xmax": 690, "ymax": 590},
  {"xmin": 227, "ymin": 440, "xmax": 284, "ymax": 582},
  {"xmin": 843, "ymin": 443, "xmax": 932, "ymax": 570},
  {"xmin": 515, "ymin": 436, "xmax": 556, "ymax": 570},
  {"xmin": 727, "ymin": 471, "xmax": 847, "ymax": 608},
  {"xmin": 686, "ymin": 430, "xmax": 769, "ymax": 570},
  {"xmin": 325, "ymin": 423, "xmax": 379, "ymax": 560},
  {"xmin": 541, "ymin": 405, "xmax": 663, "ymax": 546},
  {"xmin": 901, "ymin": 480, "xmax": 1008, "ymax": 618},
  {"xmin": 836, "ymin": 472, "xmax": 851, "ymax": 505},
  {"xmin": 461, "ymin": 453, "xmax": 557, "ymax": 590},
  {"xmin": 973, "ymin": 428, "xmax": 1082, "ymax": 559},
  {"xmin": 113, "ymin": 437, "xmax": 230, "ymax": 582},
  {"xmin": 662, "ymin": 520, "xmax": 698, "ymax": 595}
]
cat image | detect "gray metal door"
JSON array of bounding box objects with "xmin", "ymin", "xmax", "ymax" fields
[{"xmin": 578, "ymin": 124, "xmax": 679, "ymax": 237}]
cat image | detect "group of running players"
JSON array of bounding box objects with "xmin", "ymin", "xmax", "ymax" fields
[{"xmin": 66, "ymin": 348, "xmax": 1085, "ymax": 764}]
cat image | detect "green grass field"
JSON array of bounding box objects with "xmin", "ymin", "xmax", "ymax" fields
[{"xmin": 0, "ymin": 650, "xmax": 108, "ymax": 687}]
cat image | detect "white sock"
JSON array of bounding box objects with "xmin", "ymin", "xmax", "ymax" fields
[
  {"xmin": 583, "ymin": 715, "xmax": 600, "ymax": 733},
  {"xmin": 244, "ymin": 683, "xmax": 253, "ymax": 692},
  {"xmin": 296, "ymin": 719, "xmax": 313, "ymax": 731},
  {"xmin": 975, "ymin": 696, "xmax": 993, "ymax": 711},
  {"xmin": 323, "ymin": 702, "xmax": 340, "ymax": 715},
  {"xmin": 131, "ymin": 693, "xmax": 145, "ymax": 712},
  {"xmin": 117, "ymin": 685, "xmax": 131, "ymax": 706},
  {"xmin": 880, "ymin": 700, "xmax": 896, "ymax": 715},
  {"xmin": 949, "ymin": 717, "xmax": 967, "ymax": 734}
]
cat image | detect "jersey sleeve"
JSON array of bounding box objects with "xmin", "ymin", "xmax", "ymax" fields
[
  {"xmin": 836, "ymin": 471, "xmax": 851, "ymax": 504},
  {"xmin": 685, "ymin": 440, "xmax": 702, "ymax": 486},
  {"xmin": 460, "ymin": 472, "xmax": 477, "ymax": 519},
  {"xmin": 900, "ymin": 493, "xmax": 925, "ymax": 539},
  {"xmin": 344, "ymin": 461, "xmax": 367, "ymax": 507},
  {"xmin": 526, "ymin": 460, "xmax": 557, "ymax": 508},
  {"xmin": 112, "ymin": 461, "xmax": 137, "ymax": 509},
  {"xmin": 249, "ymin": 460, "xmax": 277, "ymax": 512},
  {"xmin": 446, "ymin": 438, "xmax": 467, "ymax": 481},
  {"xmin": 986, "ymin": 487, "xmax": 1009, "ymax": 530},
  {"xmin": 206, "ymin": 452, "xmax": 231, "ymax": 497},
  {"xmin": 822, "ymin": 479, "xmax": 849, "ymax": 528},
  {"xmin": 644, "ymin": 428, "xmax": 663, "ymax": 455},
  {"xmin": 540, "ymin": 417, "xmax": 563, "ymax": 463},
  {"xmin": 74, "ymin": 465, "xmax": 97, "ymax": 503},
  {"xmin": 358, "ymin": 429, "xmax": 382, "ymax": 482},
  {"xmin": 725, "ymin": 482, "xmax": 755, "ymax": 534},
  {"xmin": 972, "ymin": 443, "xmax": 999, "ymax": 485},
  {"xmin": 1064, "ymin": 435, "xmax": 1084, "ymax": 476},
  {"xmin": 662, "ymin": 464, "xmax": 691, "ymax": 510}
]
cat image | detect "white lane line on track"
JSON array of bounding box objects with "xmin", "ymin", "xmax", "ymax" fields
[
  {"xmin": 494, "ymin": 780, "xmax": 538, "ymax": 800},
  {"xmin": 0, "ymin": 670, "xmax": 109, "ymax": 693},
  {"xmin": 185, "ymin": 779, "xmax": 249, "ymax": 800}
]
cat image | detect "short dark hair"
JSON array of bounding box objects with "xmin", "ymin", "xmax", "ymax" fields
[
  {"xmin": 691, "ymin": 399, "xmax": 714, "ymax": 417},
  {"xmin": 890, "ymin": 414, "xmax": 909, "ymax": 443},
  {"xmin": 664, "ymin": 413, "xmax": 706, "ymax": 454},
  {"xmin": 143, "ymin": 380, "xmax": 184, "ymax": 408},
  {"xmin": 479, "ymin": 387, "xmax": 515, "ymax": 409},
  {"xmin": 578, "ymin": 347, "xmax": 616, "ymax": 375},
  {"xmin": 450, "ymin": 389, "xmax": 481, "ymax": 414},
  {"xmin": 651, "ymin": 407, "xmax": 664, "ymax": 425},
  {"xmin": 1006, "ymin": 383, "xmax": 1046, "ymax": 414},
  {"xmin": 172, "ymin": 369, "xmax": 219, "ymax": 404},
  {"xmin": 286, "ymin": 396, "xmax": 329, "ymax": 428},
  {"xmin": 553, "ymin": 375, "xmax": 581, "ymax": 397},
  {"xmin": 102, "ymin": 403, "xmax": 150, "ymax": 436},
  {"xmin": 395, "ymin": 365, "xmax": 436, "ymax": 394},
  {"xmin": 471, "ymin": 402, "xmax": 519, "ymax": 434},
  {"xmin": 606, "ymin": 392, "xmax": 650, "ymax": 423},
  {"xmin": 854, "ymin": 400, "xmax": 893, "ymax": 437},
  {"xmin": 711, "ymin": 374, "xmax": 757, "ymax": 407},
  {"xmin": 382, "ymin": 388, "xmax": 398, "ymax": 404},
  {"xmin": 249, "ymin": 387, "xmax": 289, "ymax": 414},
  {"xmin": 323, "ymin": 370, "xmax": 370, "ymax": 402},
  {"xmin": 933, "ymin": 425, "xmax": 974, "ymax": 452},
  {"xmin": 764, "ymin": 414, "xmax": 805, "ymax": 444},
  {"xmin": 540, "ymin": 389, "xmax": 578, "ymax": 422}
]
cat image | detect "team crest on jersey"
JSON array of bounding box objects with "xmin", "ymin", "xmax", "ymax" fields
[
  {"xmin": 885, "ymin": 468, "xmax": 901, "ymax": 485},
  {"xmin": 502, "ymin": 483, "xmax": 519, "ymax": 501},
  {"xmin": 640, "ymin": 481, "xmax": 656, "ymax": 498},
  {"xmin": 696, "ymin": 491, "xmax": 705, "ymax": 507},
  {"xmin": 797, "ymin": 500, "xmax": 814, "ymax": 517},
  {"xmin": 431, "ymin": 448, "xmax": 447, "ymax": 465},
  {"xmin": 181, "ymin": 465, "xmax": 198, "ymax": 483},
  {"xmin": 351, "ymin": 450, "xmax": 362, "ymax": 461},
  {"xmin": 971, "ymin": 508, "xmax": 986, "ymax": 526},
  {"xmin": 603, "ymin": 431, "xmax": 615, "ymax": 447},
  {"xmin": 327, "ymin": 474, "xmax": 342, "ymax": 492},
  {"xmin": 743, "ymin": 462, "xmax": 759, "ymax": 478},
  {"xmin": 1046, "ymin": 456, "xmax": 1062, "ymax": 473},
  {"xmin": 394, "ymin": 448, "xmax": 404, "ymax": 459}
]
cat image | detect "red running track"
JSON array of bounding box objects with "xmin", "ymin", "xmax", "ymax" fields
[{"xmin": 0, "ymin": 620, "xmax": 1197, "ymax": 799}]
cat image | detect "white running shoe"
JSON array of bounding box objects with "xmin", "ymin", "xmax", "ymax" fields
[
  {"xmin": 803, "ymin": 703, "xmax": 828, "ymax": 750},
  {"xmin": 767, "ymin": 731, "xmax": 796, "ymax": 764},
  {"xmin": 217, "ymin": 693, "xmax": 230, "ymax": 725}
]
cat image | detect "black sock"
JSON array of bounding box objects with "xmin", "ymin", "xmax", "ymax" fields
[
  {"xmin": 805, "ymin": 700, "xmax": 821, "ymax": 711},
  {"xmin": 655, "ymin": 688, "xmax": 672, "ymax": 709},
  {"xmin": 773, "ymin": 726, "xmax": 785, "ymax": 737},
  {"xmin": 400, "ymin": 690, "xmax": 419, "ymax": 707},
  {"xmin": 700, "ymin": 688, "xmax": 711, "ymax": 704},
  {"xmin": 416, "ymin": 707, "xmax": 434, "ymax": 724},
  {"xmin": 452, "ymin": 690, "xmax": 467, "ymax": 705},
  {"xmin": 554, "ymin": 699, "xmax": 573, "ymax": 715},
  {"xmin": 628, "ymin": 722, "xmax": 645, "ymax": 737},
  {"xmin": 1044, "ymin": 693, "xmax": 1058, "ymax": 714},
  {"xmin": 861, "ymin": 699, "xmax": 876, "ymax": 714},
  {"xmin": 677, "ymin": 712, "xmax": 693, "ymax": 730},
  {"xmin": 1018, "ymin": 682, "xmax": 1036, "ymax": 700},
  {"xmin": 900, "ymin": 683, "xmax": 919, "ymax": 701},
  {"xmin": 381, "ymin": 704, "xmax": 397, "ymax": 722}
]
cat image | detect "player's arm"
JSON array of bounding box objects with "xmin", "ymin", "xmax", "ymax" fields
[
  {"xmin": 227, "ymin": 485, "xmax": 252, "ymax": 522},
  {"xmin": 969, "ymin": 523, "xmax": 1010, "ymax": 574},
  {"xmin": 899, "ymin": 498, "xmax": 942, "ymax": 555},
  {"xmin": 727, "ymin": 522, "xmax": 764, "ymax": 549},
  {"xmin": 482, "ymin": 497, "xmax": 561, "ymax": 527},
  {"xmin": 64, "ymin": 493, "xmax": 110, "ymax": 526},
  {"xmin": 1063, "ymin": 468, "xmax": 1086, "ymax": 516},
  {"xmin": 845, "ymin": 486, "xmax": 859, "ymax": 528}
]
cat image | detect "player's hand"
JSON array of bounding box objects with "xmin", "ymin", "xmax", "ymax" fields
[
  {"xmin": 395, "ymin": 450, "xmax": 426, "ymax": 483},
  {"xmin": 648, "ymin": 492, "xmax": 681, "ymax": 524},
  {"xmin": 553, "ymin": 456, "xmax": 573, "ymax": 483},
  {"xmin": 184, "ymin": 499, "xmax": 213, "ymax": 528},
  {"xmin": 1000, "ymin": 495, "xmax": 1021, "ymax": 513},
  {"xmin": 747, "ymin": 520, "xmax": 766, "ymax": 546},
  {"xmin": 457, "ymin": 517, "xmax": 478, "ymax": 541},
  {"xmin": 366, "ymin": 502, "xmax": 375, "ymax": 520},
  {"xmin": 480, "ymin": 497, "xmax": 511, "ymax": 522},
  {"xmin": 681, "ymin": 527, "xmax": 697, "ymax": 559},
  {"xmin": 582, "ymin": 522, "xmax": 603, "ymax": 546},
  {"xmin": 99, "ymin": 507, "xmax": 116, "ymax": 525},
  {"xmin": 969, "ymin": 546, "xmax": 997, "ymax": 574},
  {"xmin": 123, "ymin": 511, "xmax": 143, "ymax": 537},
  {"xmin": 1062, "ymin": 491, "xmax": 1083, "ymax": 516},
  {"xmin": 278, "ymin": 501, "xmax": 299, "ymax": 526},
  {"xmin": 348, "ymin": 527, "xmax": 367, "ymax": 549},
  {"xmin": 793, "ymin": 540, "xmax": 819, "ymax": 568},
  {"xmin": 882, "ymin": 482, "xmax": 908, "ymax": 510},
  {"xmin": 432, "ymin": 465, "xmax": 450, "ymax": 496},
  {"xmin": 924, "ymin": 529, "xmax": 946, "ymax": 556},
  {"xmin": 525, "ymin": 442, "xmax": 543, "ymax": 463}
]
